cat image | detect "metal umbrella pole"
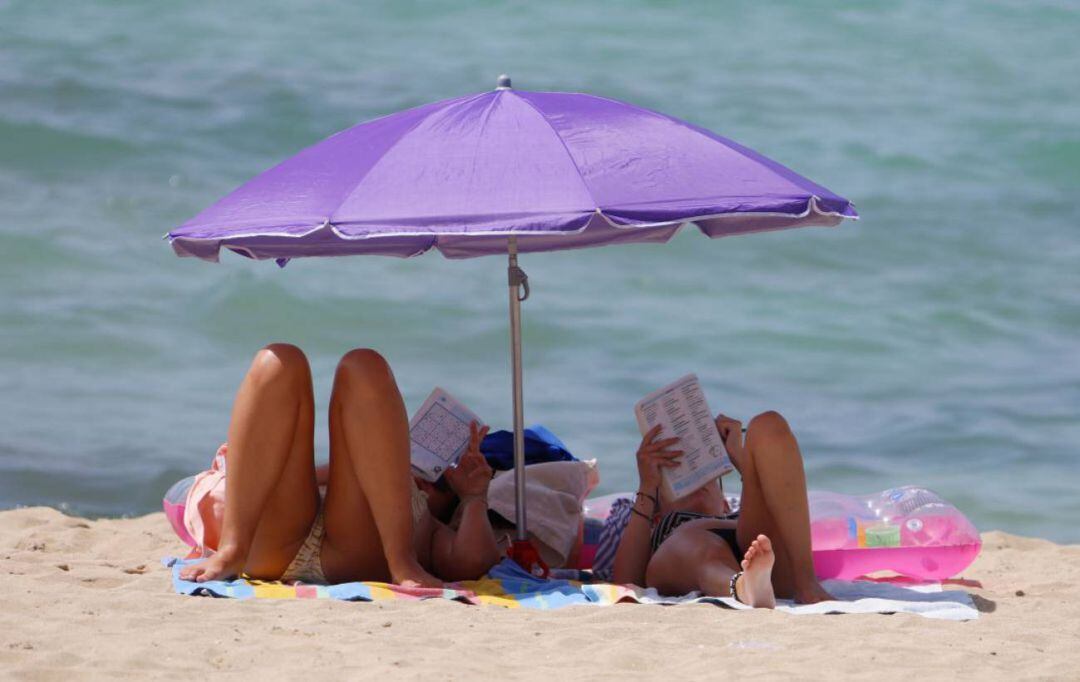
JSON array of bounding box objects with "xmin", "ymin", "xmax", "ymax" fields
[
  {"xmin": 504, "ymin": 237, "xmax": 549, "ymax": 577},
  {"xmin": 506, "ymin": 237, "xmax": 529, "ymax": 542}
]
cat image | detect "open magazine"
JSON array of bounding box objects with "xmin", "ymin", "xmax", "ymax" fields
[
  {"xmin": 409, "ymin": 387, "xmax": 484, "ymax": 482},
  {"xmin": 634, "ymin": 373, "xmax": 733, "ymax": 500}
]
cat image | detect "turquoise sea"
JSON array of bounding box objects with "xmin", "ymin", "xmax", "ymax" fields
[{"xmin": 1, "ymin": 2, "xmax": 1078, "ymax": 541}]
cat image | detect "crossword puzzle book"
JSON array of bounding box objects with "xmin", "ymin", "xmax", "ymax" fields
[{"xmin": 408, "ymin": 387, "xmax": 484, "ymax": 482}]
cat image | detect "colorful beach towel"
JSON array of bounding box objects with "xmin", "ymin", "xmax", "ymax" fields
[{"xmin": 166, "ymin": 558, "xmax": 978, "ymax": 620}]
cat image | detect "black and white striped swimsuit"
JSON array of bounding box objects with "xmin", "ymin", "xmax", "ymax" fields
[{"xmin": 650, "ymin": 511, "xmax": 742, "ymax": 558}]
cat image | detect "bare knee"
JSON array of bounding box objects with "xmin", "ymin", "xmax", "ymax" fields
[
  {"xmin": 335, "ymin": 348, "xmax": 396, "ymax": 393},
  {"xmin": 747, "ymin": 410, "xmax": 792, "ymax": 441},
  {"xmin": 745, "ymin": 411, "xmax": 803, "ymax": 472},
  {"xmin": 249, "ymin": 343, "xmax": 310, "ymax": 388}
]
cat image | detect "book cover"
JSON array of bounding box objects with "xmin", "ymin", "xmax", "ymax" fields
[
  {"xmin": 634, "ymin": 374, "xmax": 733, "ymax": 500},
  {"xmin": 408, "ymin": 387, "xmax": 483, "ymax": 482}
]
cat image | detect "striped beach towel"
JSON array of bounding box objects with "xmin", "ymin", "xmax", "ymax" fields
[{"xmin": 165, "ymin": 556, "xmax": 978, "ymax": 619}]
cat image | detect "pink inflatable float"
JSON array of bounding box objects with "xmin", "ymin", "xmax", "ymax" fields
[
  {"xmin": 805, "ymin": 487, "xmax": 981, "ymax": 580},
  {"xmin": 582, "ymin": 486, "xmax": 981, "ymax": 581},
  {"xmin": 162, "ymin": 474, "xmax": 198, "ymax": 550}
]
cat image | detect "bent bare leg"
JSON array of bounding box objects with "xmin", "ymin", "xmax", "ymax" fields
[
  {"xmin": 645, "ymin": 525, "xmax": 775, "ymax": 608},
  {"xmin": 320, "ymin": 349, "xmax": 440, "ymax": 587},
  {"xmin": 180, "ymin": 344, "xmax": 318, "ymax": 582},
  {"xmin": 735, "ymin": 411, "xmax": 831, "ymax": 603}
]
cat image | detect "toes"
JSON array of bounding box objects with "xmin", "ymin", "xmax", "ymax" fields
[{"xmin": 193, "ymin": 566, "xmax": 217, "ymax": 583}]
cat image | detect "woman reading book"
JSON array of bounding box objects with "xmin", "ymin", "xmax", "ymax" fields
[
  {"xmin": 610, "ymin": 411, "xmax": 833, "ymax": 608},
  {"xmin": 179, "ymin": 344, "xmax": 503, "ymax": 587}
]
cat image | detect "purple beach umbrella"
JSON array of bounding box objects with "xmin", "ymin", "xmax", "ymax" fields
[{"xmin": 168, "ymin": 76, "xmax": 857, "ymax": 569}]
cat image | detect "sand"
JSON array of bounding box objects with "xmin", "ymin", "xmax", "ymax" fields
[{"xmin": 1, "ymin": 507, "xmax": 1078, "ymax": 681}]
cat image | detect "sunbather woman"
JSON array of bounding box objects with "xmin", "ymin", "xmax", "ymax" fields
[
  {"xmin": 611, "ymin": 411, "xmax": 832, "ymax": 608},
  {"xmin": 179, "ymin": 343, "xmax": 503, "ymax": 587}
]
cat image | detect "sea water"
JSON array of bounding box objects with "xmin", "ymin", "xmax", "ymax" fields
[{"xmin": 1, "ymin": 1, "xmax": 1078, "ymax": 541}]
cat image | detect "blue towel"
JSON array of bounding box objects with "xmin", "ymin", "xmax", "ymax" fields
[{"xmin": 479, "ymin": 423, "xmax": 577, "ymax": 471}]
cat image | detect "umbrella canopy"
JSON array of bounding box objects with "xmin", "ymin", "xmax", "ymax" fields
[
  {"xmin": 168, "ymin": 78, "xmax": 856, "ymax": 263},
  {"xmin": 168, "ymin": 76, "xmax": 857, "ymax": 575}
]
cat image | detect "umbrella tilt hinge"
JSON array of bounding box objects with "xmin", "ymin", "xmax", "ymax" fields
[{"xmin": 508, "ymin": 264, "xmax": 530, "ymax": 302}]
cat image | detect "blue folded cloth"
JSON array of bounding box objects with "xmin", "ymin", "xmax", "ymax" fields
[{"xmin": 480, "ymin": 423, "xmax": 577, "ymax": 471}]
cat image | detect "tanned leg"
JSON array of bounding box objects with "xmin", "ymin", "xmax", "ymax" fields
[
  {"xmin": 180, "ymin": 344, "xmax": 318, "ymax": 582},
  {"xmin": 319, "ymin": 349, "xmax": 440, "ymax": 587},
  {"xmin": 735, "ymin": 411, "xmax": 831, "ymax": 603},
  {"xmin": 645, "ymin": 525, "xmax": 776, "ymax": 609}
]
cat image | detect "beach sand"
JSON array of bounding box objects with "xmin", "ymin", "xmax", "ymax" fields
[{"xmin": 1, "ymin": 507, "xmax": 1077, "ymax": 680}]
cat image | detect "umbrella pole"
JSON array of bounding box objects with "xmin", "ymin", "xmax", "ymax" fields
[{"xmin": 506, "ymin": 237, "xmax": 529, "ymax": 542}]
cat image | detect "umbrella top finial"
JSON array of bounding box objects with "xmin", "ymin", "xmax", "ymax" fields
[{"xmin": 496, "ymin": 74, "xmax": 512, "ymax": 90}]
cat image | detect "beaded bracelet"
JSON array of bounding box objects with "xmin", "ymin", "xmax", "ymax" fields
[{"xmin": 729, "ymin": 570, "xmax": 744, "ymax": 604}]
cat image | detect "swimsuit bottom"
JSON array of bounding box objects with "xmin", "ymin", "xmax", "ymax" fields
[
  {"xmin": 280, "ymin": 480, "xmax": 430, "ymax": 584},
  {"xmin": 280, "ymin": 505, "xmax": 327, "ymax": 584},
  {"xmin": 650, "ymin": 510, "xmax": 742, "ymax": 560}
]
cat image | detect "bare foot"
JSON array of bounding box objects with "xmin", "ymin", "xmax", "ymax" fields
[
  {"xmin": 735, "ymin": 534, "xmax": 776, "ymax": 609},
  {"xmin": 793, "ymin": 580, "xmax": 833, "ymax": 604},
  {"xmin": 179, "ymin": 546, "xmax": 247, "ymax": 583},
  {"xmin": 390, "ymin": 559, "xmax": 443, "ymax": 589}
]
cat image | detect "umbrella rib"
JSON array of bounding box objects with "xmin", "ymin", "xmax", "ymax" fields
[
  {"xmin": 510, "ymin": 93, "xmax": 600, "ymax": 214},
  {"xmin": 327, "ymin": 92, "xmax": 493, "ymax": 227}
]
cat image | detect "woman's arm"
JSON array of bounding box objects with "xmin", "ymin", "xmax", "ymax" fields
[
  {"xmin": 430, "ymin": 496, "xmax": 501, "ymax": 581},
  {"xmin": 430, "ymin": 423, "xmax": 502, "ymax": 580},
  {"xmin": 611, "ymin": 491, "xmax": 658, "ymax": 586},
  {"xmin": 611, "ymin": 425, "xmax": 682, "ymax": 586}
]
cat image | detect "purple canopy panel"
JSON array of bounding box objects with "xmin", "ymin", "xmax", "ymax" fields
[{"xmin": 168, "ymin": 87, "xmax": 856, "ymax": 261}]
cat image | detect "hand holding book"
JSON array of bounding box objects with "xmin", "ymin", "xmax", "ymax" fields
[
  {"xmin": 634, "ymin": 424, "xmax": 684, "ymax": 493},
  {"xmin": 443, "ymin": 422, "xmax": 492, "ymax": 500},
  {"xmin": 714, "ymin": 414, "xmax": 745, "ymax": 473}
]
